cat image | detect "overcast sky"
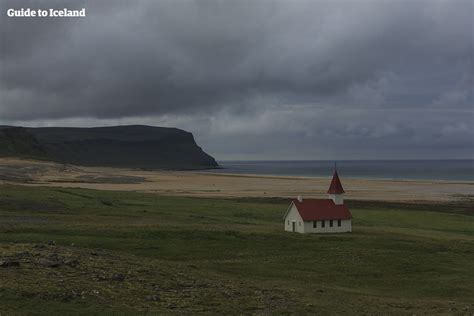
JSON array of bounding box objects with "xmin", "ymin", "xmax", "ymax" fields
[{"xmin": 1, "ymin": 0, "xmax": 473, "ymax": 160}]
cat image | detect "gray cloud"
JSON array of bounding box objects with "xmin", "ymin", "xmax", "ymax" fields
[{"xmin": 1, "ymin": 0, "xmax": 472, "ymax": 159}]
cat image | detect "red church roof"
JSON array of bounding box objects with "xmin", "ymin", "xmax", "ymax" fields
[
  {"xmin": 291, "ymin": 199, "xmax": 352, "ymax": 221},
  {"xmin": 327, "ymin": 169, "xmax": 345, "ymax": 194}
]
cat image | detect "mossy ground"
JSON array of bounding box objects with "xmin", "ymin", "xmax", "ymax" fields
[{"xmin": 0, "ymin": 184, "xmax": 473, "ymax": 314}]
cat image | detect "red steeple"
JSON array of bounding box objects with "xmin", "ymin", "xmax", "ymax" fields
[{"xmin": 327, "ymin": 165, "xmax": 345, "ymax": 194}]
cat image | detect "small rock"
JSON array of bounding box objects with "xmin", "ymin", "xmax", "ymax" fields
[
  {"xmin": 111, "ymin": 274, "xmax": 125, "ymax": 281},
  {"xmin": 64, "ymin": 259, "xmax": 79, "ymax": 267},
  {"xmin": 38, "ymin": 258, "xmax": 61, "ymax": 268},
  {"xmin": 95, "ymin": 275, "xmax": 107, "ymax": 281},
  {"xmin": 47, "ymin": 241, "xmax": 56, "ymax": 246},
  {"xmin": 0, "ymin": 259, "xmax": 20, "ymax": 267},
  {"xmin": 145, "ymin": 294, "xmax": 160, "ymax": 301},
  {"xmin": 46, "ymin": 253, "xmax": 64, "ymax": 262},
  {"xmin": 15, "ymin": 251, "xmax": 31, "ymax": 258}
]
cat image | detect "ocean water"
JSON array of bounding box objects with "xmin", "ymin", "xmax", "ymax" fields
[{"xmin": 207, "ymin": 160, "xmax": 474, "ymax": 181}]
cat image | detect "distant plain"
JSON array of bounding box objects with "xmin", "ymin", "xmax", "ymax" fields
[{"xmin": 0, "ymin": 158, "xmax": 472, "ymax": 202}]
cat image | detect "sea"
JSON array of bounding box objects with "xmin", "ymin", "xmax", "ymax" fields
[{"xmin": 206, "ymin": 160, "xmax": 474, "ymax": 181}]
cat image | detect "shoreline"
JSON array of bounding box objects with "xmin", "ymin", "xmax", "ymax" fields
[
  {"xmin": 195, "ymin": 170, "xmax": 474, "ymax": 184},
  {"xmin": 1, "ymin": 157, "xmax": 473, "ymax": 202}
]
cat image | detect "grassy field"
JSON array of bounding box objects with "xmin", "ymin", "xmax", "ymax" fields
[{"xmin": 0, "ymin": 184, "xmax": 473, "ymax": 314}]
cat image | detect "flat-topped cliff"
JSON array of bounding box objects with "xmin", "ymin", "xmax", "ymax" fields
[{"xmin": 0, "ymin": 125, "xmax": 218, "ymax": 170}]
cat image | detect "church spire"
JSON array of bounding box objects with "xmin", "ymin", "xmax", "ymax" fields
[{"xmin": 327, "ymin": 164, "xmax": 345, "ymax": 194}]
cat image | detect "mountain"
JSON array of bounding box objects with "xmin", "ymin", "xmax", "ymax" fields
[{"xmin": 0, "ymin": 125, "xmax": 218, "ymax": 170}]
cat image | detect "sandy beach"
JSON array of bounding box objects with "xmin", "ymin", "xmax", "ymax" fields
[{"xmin": 0, "ymin": 157, "xmax": 472, "ymax": 202}]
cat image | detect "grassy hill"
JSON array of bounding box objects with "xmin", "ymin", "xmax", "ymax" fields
[
  {"xmin": 0, "ymin": 185, "xmax": 473, "ymax": 314},
  {"xmin": 0, "ymin": 125, "xmax": 218, "ymax": 170}
]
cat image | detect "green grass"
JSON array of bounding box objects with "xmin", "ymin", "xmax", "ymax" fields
[{"xmin": 0, "ymin": 184, "xmax": 473, "ymax": 314}]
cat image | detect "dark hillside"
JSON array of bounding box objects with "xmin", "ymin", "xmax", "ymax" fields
[
  {"xmin": 0, "ymin": 125, "xmax": 218, "ymax": 170},
  {"xmin": 0, "ymin": 127, "xmax": 51, "ymax": 159}
]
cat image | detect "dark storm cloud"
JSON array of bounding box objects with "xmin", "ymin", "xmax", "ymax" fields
[{"xmin": 0, "ymin": 0, "xmax": 472, "ymax": 158}]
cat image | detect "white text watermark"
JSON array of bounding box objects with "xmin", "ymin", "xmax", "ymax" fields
[{"xmin": 7, "ymin": 8, "xmax": 86, "ymax": 18}]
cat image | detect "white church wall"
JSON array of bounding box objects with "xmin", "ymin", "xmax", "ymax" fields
[
  {"xmin": 284, "ymin": 204, "xmax": 305, "ymax": 233},
  {"xmin": 303, "ymin": 219, "xmax": 351, "ymax": 233}
]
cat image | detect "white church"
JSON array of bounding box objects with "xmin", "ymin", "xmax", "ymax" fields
[{"xmin": 283, "ymin": 167, "xmax": 352, "ymax": 233}]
